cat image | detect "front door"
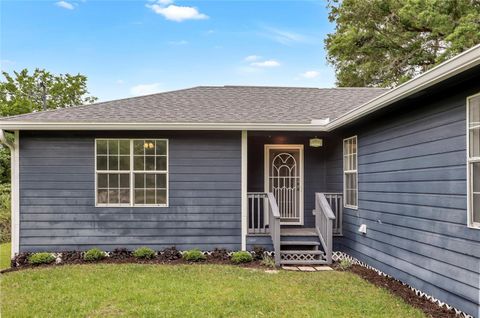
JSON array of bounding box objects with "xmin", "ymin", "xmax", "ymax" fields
[{"xmin": 265, "ymin": 144, "xmax": 304, "ymax": 225}]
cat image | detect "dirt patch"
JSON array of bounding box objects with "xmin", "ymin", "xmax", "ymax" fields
[{"xmin": 343, "ymin": 264, "xmax": 457, "ymax": 318}]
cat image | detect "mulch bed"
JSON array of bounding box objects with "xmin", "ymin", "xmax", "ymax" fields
[
  {"xmin": 0, "ymin": 248, "xmax": 268, "ymax": 274},
  {"xmin": 342, "ymin": 264, "xmax": 458, "ymax": 318}
]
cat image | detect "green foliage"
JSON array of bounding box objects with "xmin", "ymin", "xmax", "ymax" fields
[
  {"xmin": 339, "ymin": 258, "xmax": 353, "ymax": 270},
  {"xmin": 260, "ymin": 255, "xmax": 276, "ymax": 268},
  {"xmin": 0, "ymin": 68, "xmax": 97, "ymax": 117},
  {"xmin": 133, "ymin": 247, "xmax": 156, "ymax": 259},
  {"xmin": 28, "ymin": 252, "xmax": 55, "ymax": 265},
  {"xmin": 182, "ymin": 249, "xmax": 206, "ymax": 262},
  {"xmin": 0, "ymin": 242, "xmax": 10, "ymax": 270},
  {"xmin": 325, "ymin": 0, "xmax": 480, "ymax": 87},
  {"xmin": 230, "ymin": 251, "xmax": 253, "ymax": 264},
  {"xmin": 83, "ymin": 248, "xmax": 106, "ymax": 262},
  {"xmin": 0, "ymin": 184, "xmax": 11, "ymax": 243},
  {"xmin": 0, "ymin": 69, "xmax": 97, "ymax": 185}
]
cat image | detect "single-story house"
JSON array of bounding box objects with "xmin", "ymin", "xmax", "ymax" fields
[{"xmin": 1, "ymin": 45, "xmax": 479, "ymax": 316}]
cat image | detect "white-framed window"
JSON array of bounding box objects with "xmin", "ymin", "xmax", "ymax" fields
[
  {"xmin": 467, "ymin": 93, "xmax": 480, "ymax": 228},
  {"xmin": 95, "ymin": 139, "xmax": 168, "ymax": 207},
  {"xmin": 343, "ymin": 136, "xmax": 358, "ymax": 209}
]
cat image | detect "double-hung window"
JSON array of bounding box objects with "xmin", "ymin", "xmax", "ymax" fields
[
  {"xmin": 95, "ymin": 139, "xmax": 168, "ymax": 207},
  {"xmin": 467, "ymin": 94, "xmax": 480, "ymax": 228},
  {"xmin": 343, "ymin": 136, "xmax": 358, "ymax": 209}
]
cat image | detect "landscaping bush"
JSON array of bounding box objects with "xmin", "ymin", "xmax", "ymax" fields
[
  {"xmin": 160, "ymin": 246, "xmax": 182, "ymax": 261},
  {"xmin": 182, "ymin": 249, "xmax": 206, "ymax": 262},
  {"xmin": 133, "ymin": 247, "xmax": 155, "ymax": 259},
  {"xmin": 338, "ymin": 258, "xmax": 353, "ymax": 270},
  {"xmin": 230, "ymin": 251, "xmax": 253, "ymax": 264},
  {"xmin": 28, "ymin": 252, "xmax": 55, "ymax": 265},
  {"xmin": 261, "ymin": 255, "xmax": 276, "ymax": 268},
  {"xmin": 83, "ymin": 248, "xmax": 105, "ymax": 261},
  {"xmin": 210, "ymin": 248, "xmax": 229, "ymax": 260},
  {"xmin": 252, "ymin": 246, "xmax": 266, "ymax": 260}
]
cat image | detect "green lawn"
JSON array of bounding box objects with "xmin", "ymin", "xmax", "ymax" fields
[
  {"xmin": 0, "ymin": 242, "xmax": 10, "ymax": 270},
  {"xmin": 0, "ymin": 264, "xmax": 425, "ymax": 318}
]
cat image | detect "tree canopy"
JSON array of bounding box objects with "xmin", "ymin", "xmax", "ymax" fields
[
  {"xmin": 0, "ymin": 68, "xmax": 97, "ymax": 117},
  {"xmin": 325, "ymin": 0, "xmax": 480, "ymax": 87},
  {"xmin": 0, "ymin": 68, "xmax": 97, "ymax": 184}
]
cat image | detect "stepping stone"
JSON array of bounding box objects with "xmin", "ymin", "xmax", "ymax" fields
[
  {"xmin": 282, "ymin": 266, "xmax": 299, "ymax": 271},
  {"xmin": 264, "ymin": 270, "xmax": 279, "ymax": 274},
  {"xmin": 298, "ymin": 266, "xmax": 316, "ymax": 272},
  {"xmin": 315, "ymin": 266, "xmax": 333, "ymax": 271}
]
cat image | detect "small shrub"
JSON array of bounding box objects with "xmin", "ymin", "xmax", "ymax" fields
[
  {"xmin": 133, "ymin": 247, "xmax": 156, "ymax": 259},
  {"xmin": 231, "ymin": 251, "xmax": 253, "ymax": 264},
  {"xmin": 160, "ymin": 246, "xmax": 182, "ymax": 261},
  {"xmin": 12, "ymin": 252, "xmax": 29, "ymax": 267},
  {"xmin": 83, "ymin": 248, "xmax": 106, "ymax": 262},
  {"xmin": 182, "ymin": 249, "xmax": 206, "ymax": 262},
  {"xmin": 210, "ymin": 248, "xmax": 229, "ymax": 261},
  {"xmin": 260, "ymin": 255, "xmax": 276, "ymax": 268},
  {"xmin": 252, "ymin": 246, "xmax": 266, "ymax": 260},
  {"xmin": 28, "ymin": 252, "xmax": 55, "ymax": 265},
  {"xmin": 338, "ymin": 258, "xmax": 353, "ymax": 270}
]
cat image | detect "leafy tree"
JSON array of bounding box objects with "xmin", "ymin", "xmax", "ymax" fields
[
  {"xmin": 325, "ymin": 0, "xmax": 480, "ymax": 87},
  {"xmin": 0, "ymin": 69, "xmax": 97, "ymax": 184},
  {"xmin": 0, "ymin": 68, "xmax": 97, "ymax": 116}
]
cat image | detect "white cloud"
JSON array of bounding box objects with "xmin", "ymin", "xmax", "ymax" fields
[
  {"xmin": 55, "ymin": 1, "xmax": 75, "ymax": 10},
  {"xmin": 251, "ymin": 60, "xmax": 280, "ymax": 68},
  {"xmin": 130, "ymin": 83, "xmax": 163, "ymax": 96},
  {"xmin": 146, "ymin": 2, "xmax": 208, "ymax": 22},
  {"xmin": 157, "ymin": 0, "xmax": 173, "ymax": 4},
  {"xmin": 244, "ymin": 55, "xmax": 261, "ymax": 62},
  {"xmin": 301, "ymin": 70, "xmax": 320, "ymax": 79},
  {"xmin": 263, "ymin": 27, "xmax": 311, "ymax": 45},
  {"xmin": 116, "ymin": 80, "xmax": 125, "ymax": 84}
]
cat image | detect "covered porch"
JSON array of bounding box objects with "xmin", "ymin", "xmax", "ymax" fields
[{"xmin": 242, "ymin": 131, "xmax": 345, "ymax": 266}]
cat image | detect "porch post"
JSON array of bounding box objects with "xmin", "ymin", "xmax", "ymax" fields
[{"xmin": 241, "ymin": 130, "xmax": 248, "ymax": 251}]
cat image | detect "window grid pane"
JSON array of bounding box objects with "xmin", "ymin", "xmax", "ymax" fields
[
  {"xmin": 468, "ymin": 96, "xmax": 480, "ymax": 226},
  {"xmin": 344, "ymin": 136, "xmax": 358, "ymax": 208},
  {"xmin": 96, "ymin": 139, "xmax": 167, "ymax": 206}
]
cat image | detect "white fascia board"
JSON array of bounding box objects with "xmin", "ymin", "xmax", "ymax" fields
[
  {"xmin": 326, "ymin": 44, "xmax": 480, "ymax": 130},
  {"xmin": 0, "ymin": 122, "xmax": 329, "ymax": 131}
]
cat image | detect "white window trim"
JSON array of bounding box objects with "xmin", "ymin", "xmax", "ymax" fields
[
  {"xmin": 467, "ymin": 93, "xmax": 480, "ymax": 229},
  {"xmin": 94, "ymin": 138, "xmax": 169, "ymax": 208},
  {"xmin": 343, "ymin": 135, "xmax": 358, "ymax": 209}
]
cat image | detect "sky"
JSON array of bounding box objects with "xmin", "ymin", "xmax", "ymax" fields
[{"xmin": 0, "ymin": 0, "xmax": 337, "ymax": 102}]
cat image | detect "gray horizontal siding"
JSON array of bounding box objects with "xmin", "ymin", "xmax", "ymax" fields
[
  {"xmin": 19, "ymin": 131, "xmax": 242, "ymax": 252},
  {"xmin": 333, "ymin": 81, "xmax": 480, "ymax": 316}
]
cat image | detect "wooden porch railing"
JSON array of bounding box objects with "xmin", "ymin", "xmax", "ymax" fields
[
  {"xmin": 247, "ymin": 192, "xmax": 281, "ymax": 266},
  {"xmin": 323, "ymin": 193, "xmax": 343, "ymax": 236},
  {"xmin": 313, "ymin": 193, "xmax": 337, "ymax": 264}
]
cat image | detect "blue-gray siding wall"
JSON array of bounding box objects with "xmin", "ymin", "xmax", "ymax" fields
[
  {"xmin": 331, "ymin": 82, "xmax": 480, "ymax": 316},
  {"xmin": 19, "ymin": 131, "xmax": 242, "ymax": 252}
]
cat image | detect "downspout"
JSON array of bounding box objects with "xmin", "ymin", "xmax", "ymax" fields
[{"xmin": 0, "ymin": 129, "xmax": 19, "ymax": 258}]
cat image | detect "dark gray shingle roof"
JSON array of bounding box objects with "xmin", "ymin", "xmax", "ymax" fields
[{"xmin": 2, "ymin": 86, "xmax": 388, "ymax": 124}]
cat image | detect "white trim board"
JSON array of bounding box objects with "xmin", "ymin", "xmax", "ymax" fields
[
  {"xmin": 241, "ymin": 131, "xmax": 248, "ymax": 250},
  {"xmin": 1, "ymin": 44, "xmax": 479, "ymax": 132}
]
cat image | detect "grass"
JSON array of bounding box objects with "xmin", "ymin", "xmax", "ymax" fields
[
  {"xmin": 0, "ymin": 242, "xmax": 10, "ymax": 270},
  {"xmin": 0, "ymin": 264, "xmax": 425, "ymax": 317}
]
